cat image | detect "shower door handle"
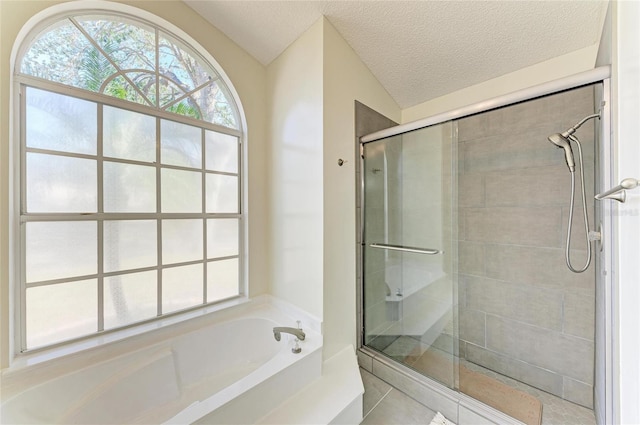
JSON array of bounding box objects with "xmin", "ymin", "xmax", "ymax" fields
[
  {"xmin": 369, "ymin": 243, "xmax": 441, "ymax": 255},
  {"xmin": 595, "ymin": 178, "xmax": 640, "ymax": 203}
]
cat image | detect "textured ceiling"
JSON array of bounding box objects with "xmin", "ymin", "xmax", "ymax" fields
[{"xmin": 185, "ymin": 1, "xmax": 608, "ymax": 109}]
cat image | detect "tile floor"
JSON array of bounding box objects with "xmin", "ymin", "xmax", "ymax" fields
[{"xmin": 360, "ymin": 368, "xmax": 438, "ymax": 425}]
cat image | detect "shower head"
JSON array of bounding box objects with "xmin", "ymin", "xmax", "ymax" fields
[
  {"xmin": 549, "ymin": 112, "xmax": 600, "ymax": 173},
  {"xmin": 548, "ymin": 133, "xmax": 575, "ymax": 172}
]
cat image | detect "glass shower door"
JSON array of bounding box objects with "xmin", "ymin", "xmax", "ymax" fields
[{"xmin": 362, "ymin": 121, "xmax": 457, "ymax": 388}]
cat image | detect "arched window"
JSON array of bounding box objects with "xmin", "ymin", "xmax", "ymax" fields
[{"xmin": 16, "ymin": 10, "xmax": 244, "ymax": 351}]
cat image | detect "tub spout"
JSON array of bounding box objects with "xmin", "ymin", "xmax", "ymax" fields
[{"xmin": 273, "ymin": 327, "xmax": 305, "ymax": 341}]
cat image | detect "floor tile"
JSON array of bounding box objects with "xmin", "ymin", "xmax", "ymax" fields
[
  {"xmin": 361, "ymin": 387, "xmax": 436, "ymax": 425},
  {"xmin": 360, "ymin": 368, "xmax": 392, "ymax": 416}
]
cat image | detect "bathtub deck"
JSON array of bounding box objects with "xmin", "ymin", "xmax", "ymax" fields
[{"xmin": 256, "ymin": 345, "xmax": 364, "ymax": 424}]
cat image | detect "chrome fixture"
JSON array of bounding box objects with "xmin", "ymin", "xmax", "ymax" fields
[
  {"xmin": 273, "ymin": 326, "xmax": 305, "ymax": 342},
  {"xmin": 595, "ymin": 177, "xmax": 640, "ymax": 203},
  {"xmin": 274, "ymin": 321, "xmax": 305, "ymax": 354},
  {"xmin": 548, "ymin": 113, "xmax": 600, "ymax": 173},
  {"xmin": 369, "ymin": 243, "xmax": 441, "ymax": 255},
  {"xmin": 548, "ymin": 113, "xmax": 600, "ymax": 273},
  {"xmin": 548, "ymin": 133, "xmax": 576, "ymax": 172}
]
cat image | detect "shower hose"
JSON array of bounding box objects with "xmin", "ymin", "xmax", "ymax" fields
[{"xmin": 565, "ymin": 134, "xmax": 592, "ymax": 273}]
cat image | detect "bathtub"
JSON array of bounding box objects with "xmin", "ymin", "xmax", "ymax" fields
[{"xmin": 0, "ymin": 297, "xmax": 322, "ymax": 424}]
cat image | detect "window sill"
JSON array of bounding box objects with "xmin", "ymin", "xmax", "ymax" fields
[{"xmin": 3, "ymin": 296, "xmax": 252, "ymax": 380}]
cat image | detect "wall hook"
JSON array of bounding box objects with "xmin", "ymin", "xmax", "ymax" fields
[{"xmin": 337, "ymin": 158, "xmax": 347, "ymax": 166}]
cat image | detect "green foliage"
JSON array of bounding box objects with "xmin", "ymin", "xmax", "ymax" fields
[
  {"xmin": 22, "ymin": 16, "xmax": 240, "ymax": 129},
  {"xmin": 79, "ymin": 44, "xmax": 115, "ymax": 94},
  {"xmin": 166, "ymin": 100, "xmax": 202, "ymax": 120}
]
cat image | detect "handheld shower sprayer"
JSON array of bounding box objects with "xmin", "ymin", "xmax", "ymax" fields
[
  {"xmin": 548, "ymin": 133, "xmax": 576, "ymax": 172},
  {"xmin": 548, "ymin": 113, "xmax": 600, "ymax": 173},
  {"xmin": 547, "ymin": 112, "xmax": 600, "ymax": 273}
]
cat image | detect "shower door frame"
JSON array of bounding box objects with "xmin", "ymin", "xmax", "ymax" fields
[{"xmin": 357, "ymin": 66, "xmax": 614, "ymax": 425}]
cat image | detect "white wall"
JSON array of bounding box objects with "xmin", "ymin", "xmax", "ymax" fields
[
  {"xmin": 596, "ymin": 2, "xmax": 612, "ymax": 68},
  {"xmin": 402, "ymin": 44, "xmax": 599, "ymax": 124},
  {"xmin": 266, "ymin": 19, "xmax": 324, "ymax": 319},
  {"xmin": 266, "ymin": 17, "xmax": 400, "ymax": 355},
  {"xmin": 0, "ymin": 0, "xmax": 269, "ymax": 368},
  {"xmin": 322, "ymin": 18, "xmax": 400, "ymax": 359},
  {"xmin": 612, "ymin": 2, "xmax": 640, "ymax": 423}
]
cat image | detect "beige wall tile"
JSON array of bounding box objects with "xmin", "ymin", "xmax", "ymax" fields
[
  {"xmin": 459, "ymin": 308, "xmax": 486, "ymax": 347},
  {"xmin": 465, "ymin": 275, "xmax": 563, "ymax": 330},
  {"xmin": 564, "ymin": 290, "xmax": 596, "ymax": 341},
  {"xmin": 459, "ymin": 241, "xmax": 485, "ymax": 276},
  {"xmin": 458, "ymin": 275, "xmax": 468, "ymax": 307},
  {"xmin": 464, "ymin": 207, "xmax": 563, "ymax": 247},
  {"xmin": 355, "ymin": 101, "xmax": 398, "ymax": 139},
  {"xmin": 461, "ymin": 125, "xmax": 567, "ymax": 175},
  {"xmin": 484, "ymin": 166, "xmax": 570, "ymax": 208},
  {"xmin": 458, "ymin": 209, "xmax": 467, "ymax": 241},
  {"xmin": 484, "ymin": 244, "xmax": 587, "ymax": 288},
  {"xmin": 458, "ymin": 114, "xmax": 491, "ymax": 142},
  {"xmin": 486, "ymin": 315, "xmax": 594, "ymax": 384},
  {"xmin": 459, "ymin": 173, "xmax": 485, "ymax": 207},
  {"xmin": 563, "ymin": 376, "xmax": 594, "ymax": 409},
  {"xmin": 457, "ymin": 85, "xmax": 594, "ymax": 142},
  {"xmin": 541, "ymin": 86, "xmax": 595, "ymax": 125},
  {"xmin": 465, "ymin": 343, "xmax": 564, "ymax": 396},
  {"xmin": 561, "ymin": 206, "xmax": 597, "ymax": 253}
]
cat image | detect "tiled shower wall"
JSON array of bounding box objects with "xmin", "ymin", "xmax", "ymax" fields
[{"xmin": 457, "ymin": 86, "xmax": 596, "ymax": 408}]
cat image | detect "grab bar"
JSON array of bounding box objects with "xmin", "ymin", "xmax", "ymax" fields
[
  {"xmin": 595, "ymin": 178, "xmax": 640, "ymax": 203},
  {"xmin": 369, "ymin": 243, "xmax": 441, "ymax": 255}
]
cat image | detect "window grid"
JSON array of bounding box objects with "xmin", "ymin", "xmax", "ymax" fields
[
  {"xmin": 97, "ymin": 103, "xmax": 105, "ymax": 332},
  {"xmin": 201, "ymin": 128, "xmax": 208, "ymax": 304},
  {"xmin": 19, "ymin": 13, "xmax": 240, "ymax": 129},
  {"xmin": 68, "ymin": 17, "xmax": 154, "ymax": 108},
  {"xmin": 17, "ymin": 76, "xmax": 242, "ymax": 138},
  {"xmin": 155, "ymin": 112, "xmax": 163, "ymax": 318},
  {"xmin": 19, "ymin": 81, "xmax": 242, "ymax": 352}
]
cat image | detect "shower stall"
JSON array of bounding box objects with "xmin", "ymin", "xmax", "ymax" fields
[{"xmin": 357, "ymin": 67, "xmax": 613, "ymax": 425}]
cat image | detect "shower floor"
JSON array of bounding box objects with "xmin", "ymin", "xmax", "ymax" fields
[
  {"xmin": 370, "ymin": 335, "xmax": 595, "ymax": 425},
  {"xmin": 463, "ymin": 361, "xmax": 595, "ymax": 425}
]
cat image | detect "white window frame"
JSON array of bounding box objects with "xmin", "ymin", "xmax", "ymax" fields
[{"xmin": 10, "ymin": 2, "xmax": 248, "ymax": 356}]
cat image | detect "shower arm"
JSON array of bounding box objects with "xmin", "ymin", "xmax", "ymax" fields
[{"xmin": 563, "ymin": 113, "xmax": 601, "ymax": 137}]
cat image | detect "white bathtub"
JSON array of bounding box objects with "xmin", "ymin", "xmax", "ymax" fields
[{"xmin": 0, "ymin": 297, "xmax": 322, "ymax": 424}]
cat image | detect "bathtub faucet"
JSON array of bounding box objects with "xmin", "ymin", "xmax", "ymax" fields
[{"xmin": 273, "ymin": 326, "xmax": 305, "ymax": 341}]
